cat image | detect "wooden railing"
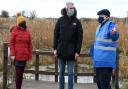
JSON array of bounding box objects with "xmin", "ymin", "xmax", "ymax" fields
[{"xmin": 2, "ymin": 42, "xmax": 119, "ymax": 89}]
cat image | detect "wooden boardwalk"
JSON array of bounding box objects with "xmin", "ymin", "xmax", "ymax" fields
[{"xmin": 22, "ymin": 80, "xmax": 98, "ymax": 89}]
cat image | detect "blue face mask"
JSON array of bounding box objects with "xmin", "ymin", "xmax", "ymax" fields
[
  {"xmin": 98, "ymin": 16, "xmax": 104, "ymax": 23},
  {"xmin": 67, "ymin": 8, "xmax": 75, "ymax": 17}
]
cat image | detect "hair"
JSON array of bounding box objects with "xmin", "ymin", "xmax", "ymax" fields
[{"xmin": 66, "ymin": 1, "xmax": 74, "ymax": 5}]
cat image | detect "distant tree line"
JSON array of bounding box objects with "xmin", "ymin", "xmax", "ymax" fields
[
  {"xmin": 0, "ymin": 10, "xmax": 37, "ymax": 20},
  {"xmin": 0, "ymin": 10, "xmax": 9, "ymax": 18}
]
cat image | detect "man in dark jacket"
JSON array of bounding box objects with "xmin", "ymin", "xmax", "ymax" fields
[{"xmin": 53, "ymin": 2, "xmax": 83, "ymax": 89}]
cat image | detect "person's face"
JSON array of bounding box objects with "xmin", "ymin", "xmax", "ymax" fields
[
  {"xmin": 66, "ymin": 3, "xmax": 75, "ymax": 17},
  {"xmin": 98, "ymin": 15, "xmax": 108, "ymax": 23},
  {"xmin": 99, "ymin": 15, "xmax": 107, "ymax": 20},
  {"xmin": 67, "ymin": 7, "xmax": 75, "ymax": 17},
  {"xmin": 19, "ymin": 21, "xmax": 27, "ymax": 29}
]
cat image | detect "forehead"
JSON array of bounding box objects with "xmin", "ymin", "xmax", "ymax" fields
[{"xmin": 66, "ymin": 2, "xmax": 74, "ymax": 8}]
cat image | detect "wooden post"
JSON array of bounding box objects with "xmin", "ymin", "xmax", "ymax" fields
[
  {"xmin": 74, "ymin": 59, "xmax": 78, "ymax": 83},
  {"xmin": 3, "ymin": 43, "xmax": 8, "ymax": 89},
  {"xmin": 35, "ymin": 50, "xmax": 39, "ymax": 80},
  {"xmin": 112, "ymin": 74, "xmax": 115, "ymax": 87},
  {"xmin": 93, "ymin": 70, "xmax": 96, "ymax": 83},
  {"xmin": 55, "ymin": 57, "xmax": 58, "ymax": 82},
  {"xmin": 115, "ymin": 48, "xmax": 119, "ymax": 89}
]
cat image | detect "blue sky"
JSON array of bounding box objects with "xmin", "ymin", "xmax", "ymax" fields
[{"xmin": 0, "ymin": 0, "xmax": 128, "ymax": 18}]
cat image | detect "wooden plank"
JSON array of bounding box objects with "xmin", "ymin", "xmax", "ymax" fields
[
  {"xmin": 32, "ymin": 50, "xmax": 90, "ymax": 57},
  {"xmin": 22, "ymin": 80, "xmax": 98, "ymax": 89},
  {"xmin": 24, "ymin": 70, "xmax": 95, "ymax": 76}
]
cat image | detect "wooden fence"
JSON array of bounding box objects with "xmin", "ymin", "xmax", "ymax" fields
[{"xmin": 2, "ymin": 42, "xmax": 119, "ymax": 89}]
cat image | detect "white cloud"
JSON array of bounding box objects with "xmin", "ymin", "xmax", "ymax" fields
[{"xmin": 0, "ymin": 0, "xmax": 128, "ymax": 18}]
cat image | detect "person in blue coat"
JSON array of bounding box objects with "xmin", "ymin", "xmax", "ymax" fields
[{"xmin": 92, "ymin": 9, "xmax": 119, "ymax": 89}]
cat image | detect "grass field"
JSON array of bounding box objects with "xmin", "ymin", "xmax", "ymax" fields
[{"xmin": 0, "ymin": 17, "xmax": 128, "ymax": 80}]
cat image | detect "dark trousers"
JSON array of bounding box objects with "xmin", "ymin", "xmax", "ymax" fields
[
  {"xmin": 15, "ymin": 66, "xmax": 25, "ymax": 89},
  {"xmin": 96, "ymin": 67, "xmax": 112, "ymax": 89}
]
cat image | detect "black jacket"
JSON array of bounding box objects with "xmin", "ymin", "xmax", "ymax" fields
[{"xmin": 53, "ymin": 8, "xmax": 83, "ymax": 59}]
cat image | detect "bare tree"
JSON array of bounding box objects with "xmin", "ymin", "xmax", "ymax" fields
[
  {"xmin": 1, "ymin": 10, "xmax": 9, "ymax": 18},
  {"xmin": 30, "ymin": 10, "xmax": 37, "ymax": 20}
]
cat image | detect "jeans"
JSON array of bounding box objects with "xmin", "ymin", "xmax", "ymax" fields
[
  {"xmin": 58, "ymin": 58, "xmax": 74, "ymax": 89},
  {"xmin": 15, "ymin": 66, "xmax": 25, "ymax": 89},
  {"xmin": 15, "ymin": 60, "xmax": 26, "ymax": 89},
  {"xmin": 95, "ymin": 67, "xmax": 112, "ymax": 89}
]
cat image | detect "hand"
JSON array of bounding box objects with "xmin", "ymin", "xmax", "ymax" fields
[
  {"xmin": 10, "ymin": 56, "xmax": 15, "ymax": 60},
  {"xmin": 75, "ymin": 53, "xmax": 79, "ymax": 60},
  {"xmin": 10, "ymin": 56, "xmax": 15, "ymax": 65},
  {"xmin": 112, "ymin": 70, "xmax": 115, "ymax": 76},
  {"xmin": 112, "ymin": 28, "xmax": 117, "ymax": 34},
  {"xmin": 53, "ymin": 50, "xmax": 57, "ymax": 57}
]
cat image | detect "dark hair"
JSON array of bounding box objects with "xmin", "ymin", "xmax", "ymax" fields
[{"xmin": 97, "ymin": 9, "xmax": 110, "ymax": 17}]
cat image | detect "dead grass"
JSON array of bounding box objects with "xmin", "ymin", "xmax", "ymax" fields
[{"xmin": 0, "ymin": 17, "xmax": 128, "ymax": 78}]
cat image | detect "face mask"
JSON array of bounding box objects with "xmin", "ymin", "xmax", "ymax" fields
[
  {"xmin": 98, "ymin": 16, "xmax": 104, "ymax": 23},
  {"xmin": 19, "ymin": 21, "xmax": 27, "ymax": 29},
  {"xmin": 67, "ymin": 8, "xmax": 75, "ymax": 17}
]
